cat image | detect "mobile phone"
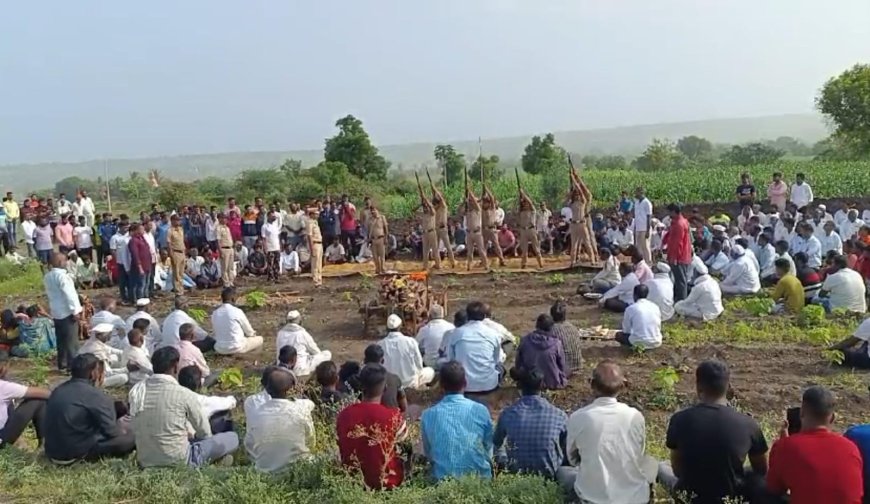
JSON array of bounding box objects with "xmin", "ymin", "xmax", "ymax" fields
[{"xmin": 786, "ymin": 407, "xmax": 802, "ymax": 435}]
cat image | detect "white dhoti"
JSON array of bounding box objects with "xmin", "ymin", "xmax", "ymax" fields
[
  {"xmin": 295, "ymin": 350, "xmax": 333, "ymax": 377},
  {"xmin": 407, "ymin": 367, "xmax": 436, "ymax": 390},
  {"xmin": 104, "ymin": 369, "xmax": 129, "ymax": 388}
]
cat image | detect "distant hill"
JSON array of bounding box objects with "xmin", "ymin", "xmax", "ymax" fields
[{"xmin": 1, "ymin": 113, "xmax": 829, "ymax": 192}]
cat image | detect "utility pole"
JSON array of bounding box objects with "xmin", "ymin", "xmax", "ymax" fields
[{"xmin": 104, "ymin": 159, "xmax": 112, "ymax": 213}]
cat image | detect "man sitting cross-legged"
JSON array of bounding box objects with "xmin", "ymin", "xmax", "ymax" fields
[
  {"xmin": 673, "ymin": 273, "xmax": 725, "ymax": 321},
  {"xmin": 44, "ymin": 353, "xmax": 136, "ymax": 463},
  {"xmin": 129, "ymin": 346, "xmax": 239, "ymax": 468},
  {"xmin": 336, "ymin": 364, "xmax": 408, "ymax": 490},
  {"xmin": 275, "ymin": 310, "xmax": 332, "ymax": 377},
  {"xmin": 0, "ymin": 350, "xmax": 50, "ymax": 449},
  {"xmin": 211, "ymin": 287, "xmax": 263, "ymax": 355},
  {"xmin": 615, "ymin": 284, "xmax": 663, "ymax": 351},
  {"xmin": 244, "ymin": 366, "xmax": 316, "ymax": 473},
  {"xmin": 658, "ymin": 360, "xmax": 769, "ymax": 504},
  {"xmin": 177, "ymin": 365, "xmax": 237, "ymax": 435},
  {"xmin": 558, "ymin": 360, "xmax": 654, "ymax": 503},
  {"xmin": 378, "ymin": 314, "xmax": 434, "ymax": 390},
  {"xmin": 494, "ymin": 367, "xmax": 567, "ymax": 479}
]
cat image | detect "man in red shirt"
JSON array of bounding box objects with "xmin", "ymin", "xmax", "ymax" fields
[
  {"xmin": 767, "ymin": 386, "xmax": 863, "ymax": 504},
  {"xmin": 338, "ymin": 194, "xmax": 357, "ymax": 260},
  {"xmin": 665, "ymin": 203, "xmax": 693, "ymax": 302},
  {"xmin": 336, "ymin": 363, "xmax": 408, "ymax": 490},
  {"xmin": 127, "ymin": 223, "xmax": 152, "ymax": 301},
  {"xmin": 497, "ymin": 224, "xmax": 517, "ymax": 257}
]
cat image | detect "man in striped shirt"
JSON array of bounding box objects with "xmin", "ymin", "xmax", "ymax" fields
[{"xmin": 130, "ymin": 346, "xmax": 239, "ymax": 468}]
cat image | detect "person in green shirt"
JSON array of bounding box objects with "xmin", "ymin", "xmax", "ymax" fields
[{"xmin": 772, "ymin": 258, "xmax": 805, "ymax": 314}]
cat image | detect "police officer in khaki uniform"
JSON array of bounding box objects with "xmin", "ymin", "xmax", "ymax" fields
[
  {"xmin": 306, "ymin": 207, "xmax": 324, "ymax": 287},
  {"xmin": 481, "ymin": 187, "xmax": 506, "ymax": 268},
  {"xmin": 568, "ymin": 169, "xmax": 597, "ymax": 266},
  {"xmin": 168, "ymin": 214, "xmax": 186, "ymax": 293},
  {"xmin": 368, "ymin": 206, "xmax": 389, "ymax": 275},
  {"xmin": 216, "ymin": 213, "xmax": 235, "ymax": 286},
  {"xmin": 517, "ymin": 189, "xmax": 544, "ymax": 269},
  {"xmin": 430, "ymin": 178, "xmax": 456, "ymax": 268},
  {"xmin": 464, "ymin": 190, "xmax": 489, "ymax": 272}
]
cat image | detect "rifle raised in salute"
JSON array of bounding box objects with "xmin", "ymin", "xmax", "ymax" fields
[{"xmin": 415, "ymin": 172, "xmax": 434, "ymax": 214}]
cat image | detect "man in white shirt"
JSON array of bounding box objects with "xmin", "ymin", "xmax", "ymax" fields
[
  {"xmin": 705, "ymin": 240, "xmax": 731, "ymax": 275},
  {"xmin": 244, "ymin": 367, "xmax": 315, "ymax": 473},
  {"xmin": 615, "ymin": 285, "xmax": 663, "ymax": 350},
  {"xmin": 124, "ymin": 298, "xmax": 161, "ymax": 352},
  {"xmin": 599, "ymin": 263, "xmax": 640, "ymax": 313},
  {"xmin": 646, "ymin": 263, "xmax": 675, "ymax": 321},
  {"xmin": 233, "ymin": 241, "xmax": 248, "ymax": 277},
  {"xmin": 632, "ymin": 187, "xmax": 653, "ymax": 263},
  {"xmin": 160, "ymin": 296, "xmax": 212, "ymax": 350},
  {"xmin": 90, "ymin": 295, "xmax": 128, "ymax": 346},
  {"xmin": 789, "ymin": 173, "xmax": 813, "ymax": 211},
  {"xmin": 279, "ymin": 243, "xmax": 301, "ymax": 275},
  {"xmin": 608, "ymin": 221, "xmax": 634, "ymax": 252},
  {"xmin": 415, "ymin": 305, "xmax": 455, "ymax": 368},
  {"xmin": 558, "ymin": 361, "xmax": 654, "ymax": 504},
  {"xmin": 791, "ymin": 222, "xmax": 823, "ymax": 269},
  {"xmin": 674, "ymin": 274, "xmax": 725, "ymax": 321},
  {"xmin": 43, "ymin": 252, "xmax": 83, "ymax": 371},
  {"xmin": 830, "ymin": 316, "xmax": 870, "ymax": 369},
  {"xmin": 261, "ymin": 213, "xmax": 282, "ymax": 280},
  {"xmin": 185, "ymin": 248, "xmax": 205, "ymax": 278},
  {"xmin": 109, "ymin": 223, "xmax": 132, "ymax": 304},
  {"xmin": 79, "ymin": 190, "xmax": 96, "ymax": 227},
  {"xmin": 275, "ymin": 311, "xmax": 331, "ymax": 377},
  {"xmin": 755, "ymin": 234, "xmax": 777, "ymax": 280},
  {"xmin": 282, "ymin": 203, "xmax": 307, "ymax": 249},
  {"xmin": 79, "ymin": 323, "xmax": 128, "ymax": 387},
  {"xmin": 814, "ymin": 256, "xmax": 867, "ymax": 314},
  {"xmin": 588, "ymin": 249, "xmax": 622, "ymax": 293},
  {"xmin": 720, "ymin": 245, "xmax": 761, "ymax": 295},
  {"xmin": 839, "ymin": 209, "xmax": 865, "ymax": 241},
  {"xmin": 20, "ymin": 215, "xmax": 37, "ymax": 258},
  {"xmin": 820, "ymin": 221, "xmax": 843, "ymax": 257},
  {"xmin": 324, "ymin": 238, "xmax": 346, "ymax": 264},
  {"xmin": 121, "ymin": 329, "xmax": 153, "ymax": 385},
  {"xmin": 211, "ymin": 287, "xmax": 264, "ymax": 354},
  {"xmin": 378, "ymin": 314, "xmax": 435, "ymax": 389},
  {"xmin": 73, "ymin": 218, "xmax": 94, "ymax": 255}
]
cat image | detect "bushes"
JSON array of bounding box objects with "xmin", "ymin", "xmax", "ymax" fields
[
  {"xmin": 0, "ymin": 260, "xmax": 43, "ymax": 297},
  {"xmin": 0, "ymin": 451, "xmax": 563, "ymax": 504}
]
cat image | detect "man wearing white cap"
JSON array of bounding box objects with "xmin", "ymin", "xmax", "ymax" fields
[
  {"xmin": 646, "ymin": 263, "xmax": 675, "ymax": 321},
  {"xmin": 125, "ymin": 298, "xmax": 161, "ymax": 352},
  {"xmin": 211, "ymin": 287, "xmax": 263, "ymax": 355},
  {"xmin": 415, "ymin": 305, "xmax": 455, "ymax": 368},
  {"xmin": 90, "ymin": 295, "xmax": 127, "ymax": 347},
  {"xmin": 79, "ymin": 323, "xmax": 128, "ymax": 387},
  {"xmin": 378, "ymin": 314, "xmax": 435, "ymax": 390},
  {"xmin": 720, "ymin": 245, "xmax": 761, "ymax": 295},
  {"xmin": 275, "ymin": 310, "xmax": 331, "ymax": 377}
]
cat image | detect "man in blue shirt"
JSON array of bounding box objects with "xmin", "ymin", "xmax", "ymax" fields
[
  {"xmin": 98, "ymin": 214, "xmax": 117, "ymax": 267},
  {"xmin": 421, "ymin": 362, "xmax": 493, "ymax": 481},
  {"xmin": 494, "ymin": 367, "xmax": 567, "ymax": 478},
  {"xmin": 446, "ymin": 301, "xmax": 503, "ymax": 393},
  {"xmin": 844, "ymin": 388, "xmax": 870, "ymax": 502},
  {"xmin": 155, "ymin": 214, "xmax": 170, "ymax": 251}
]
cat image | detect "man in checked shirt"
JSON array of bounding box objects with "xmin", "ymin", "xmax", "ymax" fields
[{"xmin": 548, "ymin": 300, "xmax": 583, "ymax": 375}]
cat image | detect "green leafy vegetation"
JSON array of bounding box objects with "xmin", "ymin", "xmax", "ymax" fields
[
  {"xmin": 545, "ymin": 273, "xmax": 565, "ymax": 285},
  {"xmin": 0, "ymin": 261, "xmax": 43, "ymax": 298},
  {"xmin": 188, "ymin": 307, "xmax": 208, "ymax": 324},
  {"xmin": 648, "ymin": 366, "xmax": 682, "ymax": 411},
  {"xmin": 244, "ymin": 290, "xmax": 268, "ymax": 310},
  {"xmin": 821, "ymin": 349, "xmax": 846, "ymax": 367},
  {"xmin": 217, "ymin": 367, "xmax": 244, "ymax": 390}
]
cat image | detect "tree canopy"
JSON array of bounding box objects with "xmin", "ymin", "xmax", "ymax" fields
[
  {"xmin": 469, "ymin": 154, "xmax": 501, "ymax": 182},
  {"xmin": 721, "ymin": 142, "xmax": 785, "ymax": 166},
  {"xmin": 632, "ymin": 139, "xmax": 687, "ymax": 171},
  {"xmin": 433, "ymin": 144, "xmax": 466, "ymax": 186},
  {"xmin": 816, "ymin": 63, "xmax": 870, "ymax": 157},
  {"xmin": 521, "ymin": 133, "xmax": 566, "ymax": 175},
  {"xmin": 676, "ymin": 135, "xmax": 714, "ymax": 160},
  {"xmin": 324, "ymin": 115, "xmax": 390, "ymax": 181}
]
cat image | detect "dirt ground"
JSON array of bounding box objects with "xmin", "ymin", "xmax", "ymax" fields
[{"xmin": 9, "ymin": 258, "xmax": 870, "ymax": 454}]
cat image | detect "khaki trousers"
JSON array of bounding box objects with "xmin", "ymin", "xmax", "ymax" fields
[
  {"xmin": 436, "ymin": 227, "xmax": 455, "ymax": 266},
  {"xmin": 465, "ymin": 232, "xmax": 488, "ymax": 269},
  {"xmin": 518, "ymin": 229, "xmax": 542, "ymax": 268},
  {"xmin": 311, "ymin": 243, "xmax": 323, "ymax": 286},
  {"xmin": 482, "ymin": 228, "xmax": 504, "ymax": 263},
  {"xmin": 371, "ymin": 237, "xmax": 386, "ymax": 274},
  {"xmin": 422, "ymin": 231, "xmax": 441, "ymax": 269},
  {"xmin": 219, "ymin": 248, "xmax": 234, "ymax": 286},
  {"xmin": 170, "ymin": 251, "xmax": 186, "ymax": 293}
]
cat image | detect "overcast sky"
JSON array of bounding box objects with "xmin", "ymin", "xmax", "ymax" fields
[{"xmin": 2, "ymin": 0, "xmax": 869, "ymax": 164}]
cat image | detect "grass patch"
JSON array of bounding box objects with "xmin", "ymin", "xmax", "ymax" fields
[{"xmin": 0, "ymin": 260, "xmax": 43, "ymax": 298}]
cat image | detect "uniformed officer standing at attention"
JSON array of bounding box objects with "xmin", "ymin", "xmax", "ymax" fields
[
  {"xmin": 368, "ymin": 206, "xmax": 389, "ymax": 275},
  {"xmin": 216, "ymin": 213, "xmax": 235, "ymax": 287},
  {"xmin": 168, "ymin": 214, "xmax": 186, "ymax": 293},
  {"xmin": 307, "ymin": 207, "xmax": 324, "ymax": 287}
]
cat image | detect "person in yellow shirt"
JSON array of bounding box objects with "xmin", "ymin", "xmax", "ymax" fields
[
  {"xmin": 3, "ymin": 192, "xmax": 20, "ymax": 245},
  {"xmin": 772, "ymin": 258, "xmax": 805, "ymax": 314}
]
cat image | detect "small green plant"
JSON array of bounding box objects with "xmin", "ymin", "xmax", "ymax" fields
[
  {"xmin": 341, "ymin": 291, "xmax": 353, "ymax": 302},
  {"xmin": 17, "ymin": 350, "xmax": 53, "ymax": 386},
  {"xmin": 358, "ymin": 274, "xmax": 374, "ymax": 291},
  {"xmin": 798, "ymin": 304, "xmax": 827, "ymax": 327},
  {"xmin": 821, "ymin": 349, "xmax": 845, "ymax": 366},
  {"xmin": 217, "ymin": 367, "xmax": 244, "ymax": 390},
  {"xmin": 244, "ymin": 290, "xmax": 267, "ymax": 309},
  {"xmin": 545, "ymin": 273, "xmax": 565, "ymax": 285},
  {"xmin": 648, "ymin": 366, "xmax": 681, "ymax": 410},
  {"xmin": 188, "ymin": 307, "xmax": 207, "ymax": 324}
]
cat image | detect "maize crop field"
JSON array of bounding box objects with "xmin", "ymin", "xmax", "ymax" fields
[{"xmin": 380, "ymin": 160, "xmax": 870, "ymax": 217}]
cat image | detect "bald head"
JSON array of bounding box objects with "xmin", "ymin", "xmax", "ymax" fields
[
  {"xmin": 50, "ymin": 252, "xmax": 68, "ymax": 268},
  {"xmin": 264, "ymin": 367, "xmax": 296, "ymax": 399},
  {"xmin": 591, "ymin": 360, "xmax": 625, "ymax": 397}
]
